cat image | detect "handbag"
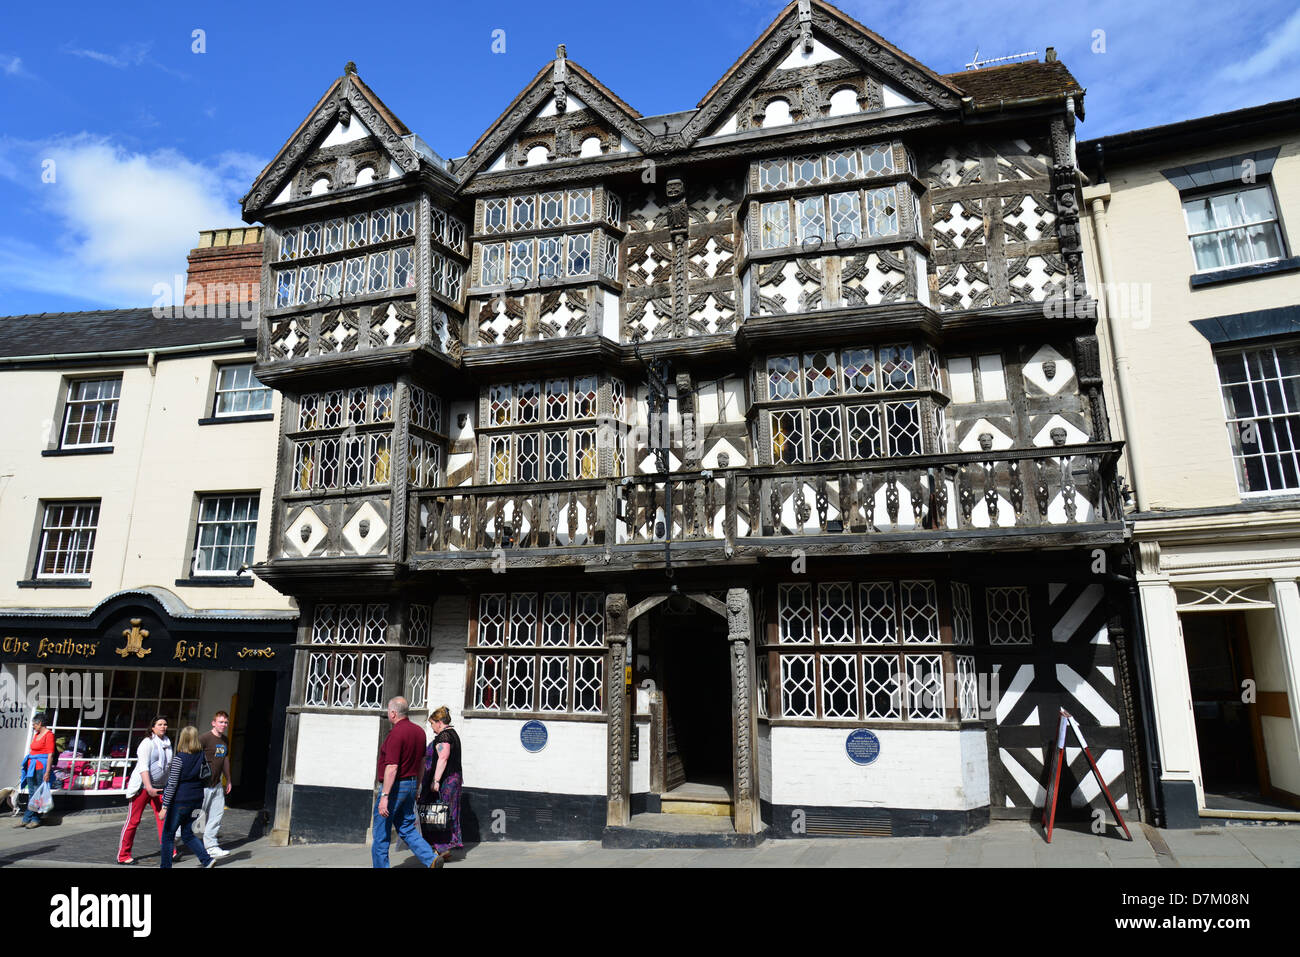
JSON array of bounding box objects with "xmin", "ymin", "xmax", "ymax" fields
[
  {"xmin": 418, "ymin": 801, "xmax": 449, "ymax": 828},
  {"xmin": 196, "ymin": 754, "xmax": 212, "ymax": 784}
]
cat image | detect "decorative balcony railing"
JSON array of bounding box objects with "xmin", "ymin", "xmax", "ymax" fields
[{"xmin": 411, "ymin": 443, "xmax": 1124, "ymax": 560}]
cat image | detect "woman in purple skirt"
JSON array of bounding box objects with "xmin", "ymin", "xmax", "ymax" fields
[{"xmin": 421, "ymin": 706, "xmax": 463, "ymax": 864}]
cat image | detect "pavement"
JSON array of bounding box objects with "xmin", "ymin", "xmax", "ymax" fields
[{"xmin": 1, "ymin": 805, "xmax": 1298, "ymax": 868}]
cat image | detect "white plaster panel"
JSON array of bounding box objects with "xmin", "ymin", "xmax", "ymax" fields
[
  {"xmin": 462, "ymin": 717, "xmax": 607, "ymax": 793},
  {"xmin": 632, "ymin": 718, "xmax": 650, "ymax": 793},
  {"xmin": 320, "ymin": 116, "xmax": 373, "ymax": 148},
  {"xmin": 427, "ymin": 595, "xmax": 468, "ymax": 722},
  {"xmin": 777, "ymin": 37, "xmax": 841, "ymax": 69},
  {"xmin": 882, "ymin": 84, "xmax": 916, "ymax": 108},
  {"xmin": 757, "ymin": 722, "xmax": 773, "ymax": 803},
  {"xmin": 294, "ymin": 712, "xmax": 380, "ymax": 791},
  {"xmin": 603, "ymin": 290, "xmax": 620, "ymax": 339},
  {"xmin": 769, "ymin": 726, "xmax": 988, "ymax": 808}
]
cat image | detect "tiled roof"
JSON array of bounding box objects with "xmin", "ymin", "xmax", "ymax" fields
[
  {"xmin": 943, "ymin": 60, "xmax": 1084, "ymax": 107},
  {"xmin": 0, "ymin": 305, "xmax": 257, "ymax": 360}
]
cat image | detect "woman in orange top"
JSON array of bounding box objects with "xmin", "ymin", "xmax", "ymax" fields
[{"xmin": 20, "ymin": 713, "xmax": 55, "ymax": 828}]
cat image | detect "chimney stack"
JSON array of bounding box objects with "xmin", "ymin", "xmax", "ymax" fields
[{"xmin": 184, "ymin": 227, "xmax": 264, "ymax": 307}]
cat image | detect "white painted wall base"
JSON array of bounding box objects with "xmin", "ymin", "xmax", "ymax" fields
[{"xmin": 770, "ymin": 726, "xmax": 989, "ymax": 809}]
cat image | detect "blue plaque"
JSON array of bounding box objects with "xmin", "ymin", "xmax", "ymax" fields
[
  {"xmin": 520, "ymin": 720, "xmax": 548, "ymax": 753},
  {"xmin": 845, "ymin": 729, "xmax": 880, "ymax": 766}
]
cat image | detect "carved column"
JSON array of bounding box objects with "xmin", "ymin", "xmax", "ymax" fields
[
  {"xmin": 605, "ymin": 592, "xmax": 631, "ymax": 826},
  {"xmin": 726, "ymin": 587, "xmax": 760, "ymax": 834},
  {"xmin": 666, "ymin": 178, "xmax": 689, "ymax": 338},
  {"xmin": 1074, "ymin": 334, "xmax": 1110, "ymax": 441}
]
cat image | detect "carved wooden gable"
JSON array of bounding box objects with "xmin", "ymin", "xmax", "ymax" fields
[
  {"xmin": 243, "ymin": 69, "xmax": 421, "ymax": 217},
  {"xmin": 682, "ymin": 0, "xmax": 960, "ymax": 145},
  {"xmin": 459, "ymin": 50, "xmax": 654, "ymax": 182}
]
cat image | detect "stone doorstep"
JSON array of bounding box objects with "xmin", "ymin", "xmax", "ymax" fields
[{"xmin": 603, "ymin": 813, "xmax": 767, "ymax": 849}]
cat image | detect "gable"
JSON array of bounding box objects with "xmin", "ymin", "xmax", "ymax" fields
[
  {"xmin": 459, "ymin": 50, "xmax": 653, "ymax": 182},
  {"xmin": 483, "ymin": 91, "xmax": 642, "ymax": 173},
  {"xmin": 243, "ymin": 70, "xmax": 421, "ymax": 217},
  {"xmin": 267, "ymin": 113, "xmax": 407, "ymax": 205},
  {"xmin": 682, "ymin": 0, "xmax": 960, "ymax": 145}
]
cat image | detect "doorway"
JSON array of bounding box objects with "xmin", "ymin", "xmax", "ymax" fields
[
  {"xmin": 1182, "ymin": 611, "xmax": 1298, "ymax": 811},
  {"xmin": 649, "ymin": 599, "xmax": 733, "ymax": 805}
]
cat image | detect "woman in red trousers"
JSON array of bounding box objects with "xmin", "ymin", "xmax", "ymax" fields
[{"xmin": 116, "ymin": 716, "xmax": 172, "ymax": 865}]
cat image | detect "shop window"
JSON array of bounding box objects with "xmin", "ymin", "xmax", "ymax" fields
[{"xmin": 38, "ymin": 668, "xmax": 201, "ymax": 794}]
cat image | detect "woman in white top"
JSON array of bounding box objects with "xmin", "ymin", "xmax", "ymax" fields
[{"xmin": 116, "ymin": 716, "xmax": 173, "ymax": 865}]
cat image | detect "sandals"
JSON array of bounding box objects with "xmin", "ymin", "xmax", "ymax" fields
[{"xmin": 117, "ymin": 858, "xmax": 137, "ymax": 865}]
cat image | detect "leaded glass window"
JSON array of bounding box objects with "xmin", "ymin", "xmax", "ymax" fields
[
  {"xmin": 761, "ymin": 202, "xmax": 791, "ymax": 249},
  {"xmin": 865, "ymin": 186, "xmax": 899, "ymax": 237},
  {"xmin": 569, "ymin": 188, "xmax": 592, "ymax": 223},
  {"xmin": 568, "ymin": 233, "xmax": 591, "ymax": 274},
  {"xmin": 795, "ymin": 196, "xmax": 826, "ymax": 245},
  {"xmin": 539, "ymin": 191, "xmax": 564, "ymax": 228},
  {"xmin": 828, "ymin": 191, "xmax": 862, "ymax": 240},
  {"xmin": 484, "ymin": 198, "xmax": 508, "ymax": 233},
  {"xmin": 538, "ymin": 235, "xmax": 563, "ymax": 279},
  {"xmin": 481, "ymin": 243, "xmax": 505, "ymax": 285}
]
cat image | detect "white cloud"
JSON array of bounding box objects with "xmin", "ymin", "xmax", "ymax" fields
[
  {"xmin": 0, "ymin": 54, "xmax": 29, "ymax": 78},
  {"xmin": 63, "ymin": 42, "xmax": 151, "ymax": 69},
  {"xmin": 1217, "ymin": 8, "xmax": 1300, "ymax": 83},
  {"xmin": 0, "ymin": 136, "xmax": 266, "ymax": 308}
]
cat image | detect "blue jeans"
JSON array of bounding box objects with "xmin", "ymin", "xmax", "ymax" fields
[
  {"xmin": 21, "ymin": 757, "xmax": 48, "ymax": 825},
  {"xmin": 372, "ymin": 778, "xmax": 433, "ymax": 868},
  {"xmin": 160, "ymin": 802, "xmax": 212, "ymax": 868}
]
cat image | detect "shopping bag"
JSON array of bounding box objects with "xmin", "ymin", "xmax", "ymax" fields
[{"xmin": 30, "ymin": 781, "xmax": 53, "ymax": 816}]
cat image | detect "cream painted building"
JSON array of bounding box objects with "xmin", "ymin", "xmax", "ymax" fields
[
  {"xmin": 0, "ymin": 232, "xmax": 299, "ymax": 814},
  {"xmin": 1080, "ymin": 98, "xmax": 1300, "ymax": 825}
]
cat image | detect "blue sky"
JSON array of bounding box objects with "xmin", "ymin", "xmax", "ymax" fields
[{"xmin": 1, "ymin": 0, "xmax": 1296, "ymax": 315}]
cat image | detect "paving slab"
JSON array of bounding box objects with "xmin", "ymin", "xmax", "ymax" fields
[{"xmin": 2, "ymin": 807, "xmax": 1296, "ymax": 868}]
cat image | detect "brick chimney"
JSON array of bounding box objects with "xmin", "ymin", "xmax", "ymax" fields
[{"xmin": 184, "ymin": 227, "xmax": 264, "ymax": 306}]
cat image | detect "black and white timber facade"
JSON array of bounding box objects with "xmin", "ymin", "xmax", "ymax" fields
[{"xmin": 244, "ymin": 0, "xmax": 1143, "ymax": 844}]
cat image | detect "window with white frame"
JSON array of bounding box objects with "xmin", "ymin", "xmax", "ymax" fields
[
  {"xmin": 193, "ymin": 494, "xmax": 259, "ymax": 575},
  {"xmin": 290, "ymin": 384, "xmax": 397, "ymax": 492},
  {"xmin": 36, "ymin": 501, "xmax": 100, "ymax": 578},
  {"xmin": 1182, "ymin": 185, "xmax": 1285, "ymax": 273},
  {"xmin": 60, "ymin": 377, "xmax": 121, "ymax": 448},
  {"xmin": 1216, "ymin": 342, "xmax": 1300, "ymax": 493},
  {"xmin": 39, "ymin": 668, "xmax": 202, "ymax": 793},
  {"xmin": 470, "ymin": 591, "xmax": 606, "ymax": 714},
  {"xmin": 763, "ymin": 345, "xmax": 939, "ymax": 464},
  {"xmin": 304, "ymin": 602, "xmax": 390, "ymax": 709},
  {"xmin": 769, "ymin": 580, "xmax": 965, "ymax": 721},
  {"xmin": 213, "ymin": 363, "xmax": 272, "ymax": 417},
  {"xmin": 483, "ymin": 376, "xmax": 625, "ymax": 483}
]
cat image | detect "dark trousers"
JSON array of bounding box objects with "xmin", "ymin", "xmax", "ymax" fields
[{"xmin": 160, "ymin": 802, "xmax": 212, "ymax": 868}]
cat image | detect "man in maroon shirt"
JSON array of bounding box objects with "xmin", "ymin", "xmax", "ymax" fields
[{"xmin": 372, "ymin": 696, "xmax": 436, "ymax": 868}]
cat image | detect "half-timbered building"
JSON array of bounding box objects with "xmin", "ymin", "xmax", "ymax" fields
[{"xmin": 245, "ymin": 0, "xmax": 1142, "ymax": 845}]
